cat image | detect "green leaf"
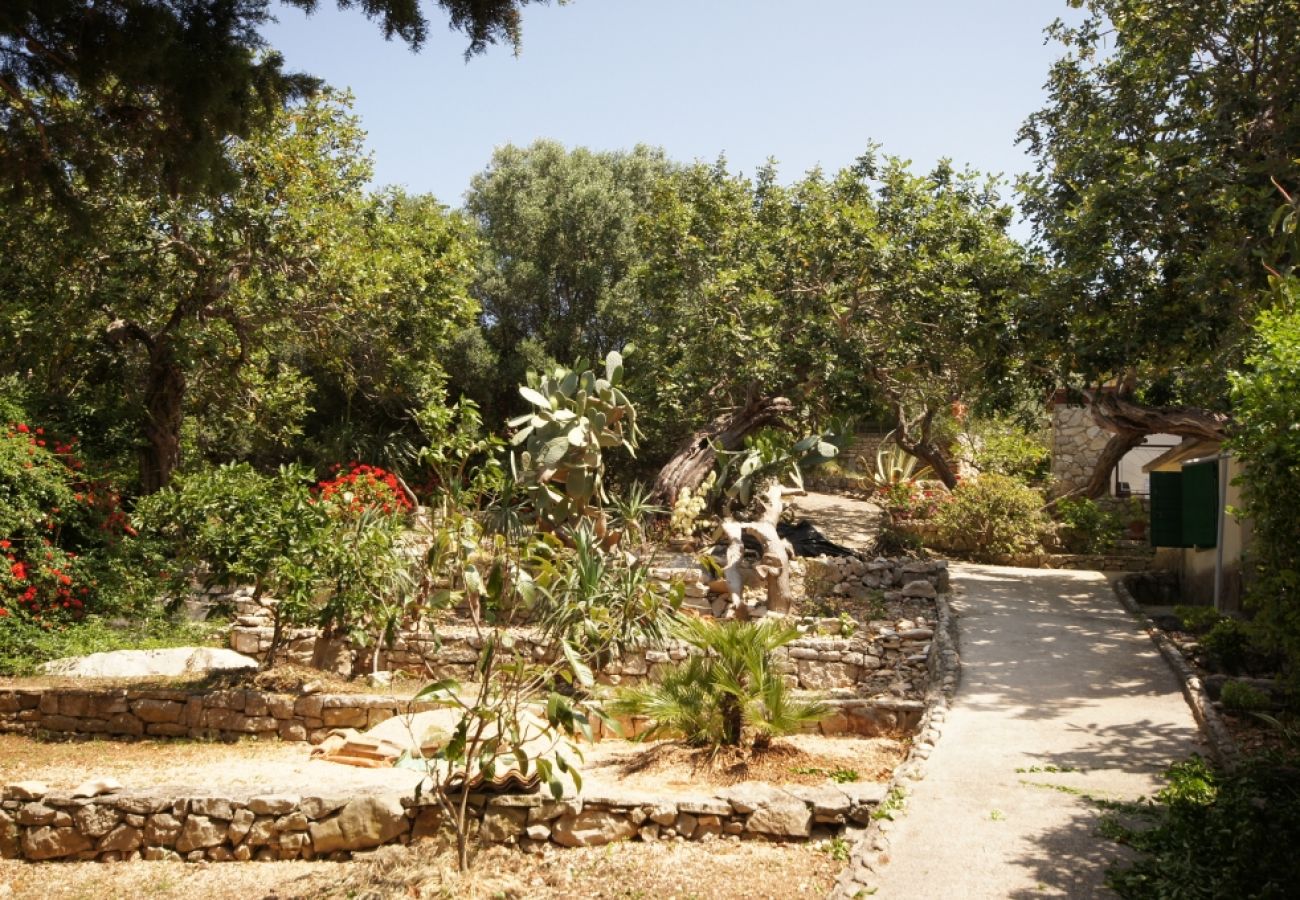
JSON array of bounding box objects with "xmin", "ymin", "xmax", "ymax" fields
[{"xmin": 519, "ymin": 386, "xmax": 551, "ymax": 408}]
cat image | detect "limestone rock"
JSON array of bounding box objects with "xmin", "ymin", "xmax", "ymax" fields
[
  {"xmin": 248, "ymin": 795, "xmax": 299, "ymax": 816},
  {"xmin": 99, "ymin": 823, "xmax": 143, "ymax": 852},
  {"xmin": 480, "ymin": 807, "xmax": 527, "ymax": 843},
  {"xmin": 40, "ymin": 647, "xmax": 257, "ymax": 678},
  {"xmin": 309, "ymin": 795, "xmax": 408, "ymax": 853},
  {"xmin": 175, "ymin": 815, "xmax": 227, "ymax": 852},
  {"xmin": 72, "ymin": 776, "xmax": 124, "ymax": 798},
  {"xmin": 4, "ymin": 781, "xmax": 48, "ymax": 801},
  {"xmin": 227, "ymin": 808, "xmax": 256, "ymax": 843},
  {"xmin": 0, "ymin": 810, "xmax": 18, "ymax": 858},
  {"xmin": 74, "ymin": 803, "xmax": 120, "ymax": 837},
  {"xmin": 900, "ymin": 579, "xmax": 937, "ymax": 599},
  {"xmin": 21, "ymin": 825, "xmax": 91, "ymax": 860},
  {"xmin": 551, "ymin": 809, "xmax": 636, "ymax": 848}
]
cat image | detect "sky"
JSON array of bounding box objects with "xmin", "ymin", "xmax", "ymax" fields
[{"xmin": 263, "ymin": 0, "xmax": 1083, "ymax": 223}]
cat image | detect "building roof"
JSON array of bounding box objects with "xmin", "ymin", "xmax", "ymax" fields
[{"xmin": 1142, "ymin": 437, "xmax": 1223, "ymax": 473}]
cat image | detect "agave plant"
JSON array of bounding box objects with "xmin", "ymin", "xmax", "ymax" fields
[
  {"xmin": 508, "ymin": 350, "xmax": 641, "ymax": 535},
  {"xmin": 609, "ymin": 617, "xmax": 827, "ymax": 749},
  {"xmin": 863, "ymin": 437, "xmax": 934, "ymax": 489}
]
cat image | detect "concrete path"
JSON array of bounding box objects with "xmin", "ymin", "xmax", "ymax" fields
[{"xmin": 870, "ymin": 563, "xmax": 1205, "ymax": 899}]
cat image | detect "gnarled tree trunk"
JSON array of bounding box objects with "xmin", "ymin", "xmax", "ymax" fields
[
  {"xmin": 718, "ymin": 481, "xmax": 793, "ymax": 618},
  {"xmin": 1080, "ymin": 392, "xmax": 1231, "ymax": 498},
  {"xmin": 140, "ymin": 340, "xmax": 186, "ymax": 494},
  {"xmin": 652, "ymin": 394, "xmax": 794, "ymax": 505}
]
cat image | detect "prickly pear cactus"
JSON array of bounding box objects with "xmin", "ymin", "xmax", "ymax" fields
[{"xmin": 508, "ymin": 350, "xmax": 641, "ymax": 533}]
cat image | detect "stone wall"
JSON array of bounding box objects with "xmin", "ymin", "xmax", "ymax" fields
[
  {"xmin": 1050, "ymin": 404, "xmax": 1113, "ymax": 496},
  {"xmin": 0, "ymin": 688, "xmax": 436, "ymax": 745},
  {"xmin": 0, "ymin": 779, "xmax": 887, "ymax": 863}
]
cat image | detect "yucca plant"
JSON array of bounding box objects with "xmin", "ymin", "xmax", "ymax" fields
[{"xmin": 610, "ymin": 617, "xmax": 828, "ymax": 749}]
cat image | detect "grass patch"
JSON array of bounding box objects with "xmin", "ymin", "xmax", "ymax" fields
[{"xmin": 0, "ymin": 614, "xmax": 228, "ymax": 676}]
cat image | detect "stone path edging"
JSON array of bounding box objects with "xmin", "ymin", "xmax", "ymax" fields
[
  {"xmin": 829, "ymin": 583, "xmax": 961, "ymax": 898},
  {"xmin": 1112, "ymin": 575, "xmax": 1239, "ymax": 767}
]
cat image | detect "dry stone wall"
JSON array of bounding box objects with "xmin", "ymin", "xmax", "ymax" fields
[
  {"xmin": 1050, "ymin": 404, "xmax": 1112, "ymax": 496},
  {"xmin": 0, "ymin": 687, "xmax": 436, "ymax": 745},
  {"xmin": 0, "ymin": 780, "xmax": 887, "ymax": 863}
]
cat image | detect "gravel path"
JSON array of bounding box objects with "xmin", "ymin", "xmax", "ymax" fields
[{"xmin": 868, "ymin": 564, "xmax": 1204, "ymax": 898}]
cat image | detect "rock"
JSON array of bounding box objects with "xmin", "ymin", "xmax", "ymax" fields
[
  {"xmin": 17, "ymin": 804, "xmax": 57, "ymax": 826},
  {"xmin": 787, "ymin": 785, "xmax": 852, "ymax": 822},
  {"xmin": 646, "ymin": 803, "xmax": 677, "ymax": 826},
  {"xmin": 245, "ymin": 817, "xmax": 278, "ymax": 846},
  {"xmin": 480, "ymin": 807, "xmax": 527, "ymax": 843},
  {"xmin": 676, "ymin": 812, "xmax": 698, "ymax": 839},
  {"xmin": 145, "ymin": 812, "xmax": 184, "ymax": 845},
  {"xmin": 248, "ymin": 795, "xmax": 299, "ymax": 816},
  {"xmin": 131, "ymin": 699, "xmax": 184, "ymax": 724},
  {"xmin": 5, "ymin": 781, "xmax": 49, "ymax": 801},
  {"xmin": 74, "ymin": 804, "xmax": 120, "ymax": 837},
  {"xmin": 309, "ymin": 795, "xmax": 408, "ymax": 853},
  {"xmin": 551, "ymin": 809, "xmax": 637, "ymax": 848},
  {"xmin": 99, "ymin": 824, "xmax": 143, "ymax": 852},
  {"xmin": 227, "ymin": 809, "xmax": 256, "ymax": 843},
  {"xmin": 525, "ymin": 823, "xmax": 551, "ymax": 842},
  {"xmin": 189, "ymin": 797, "xmax": 235, "ymax": 820},
  {"xmin": 21, "ymin": 826, "xmax": 91, "ymax": 860},
  {"xmin": 72, "ymin": 777, "xmax": 124, "ymax": 798},
  {"xmin": 637, "ymin": 823, "xmax": 660, "ymax": 842},
  {"xmin": 900, "ymin": 580, "xmax": 937, "ymax": 599},
  {"xmin": 0, "ymin": 810, "xmax": 18, "ymax": 858},
  {"xmin": 300, "ymin": 797, "xmax": 347, "ymax": 820},
  {"xmin": 39, "ymin": 647, "xmax": 257, "ymax": 678},
  {"xmin": 176, "ymin": 815, "xmax": 227, "ymax": 852}
]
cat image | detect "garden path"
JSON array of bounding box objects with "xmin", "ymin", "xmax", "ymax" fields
[
  {"xmin": 786, "ymin": 490, "xmax": 882, "ymax": 550},
  {"xmin": 867, "ymin": 564, "xmax": 1204, "ymax": 898}
]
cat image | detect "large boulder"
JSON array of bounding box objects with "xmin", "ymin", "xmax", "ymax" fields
[
  {"xmin": 41, "ymin": 647, "xmax": 257, "ymax": 678},
  {"xmin": 308, "ymin": 794, "xmax": 408, "ymax": 853},
  {"xmin": 551, "ymin": 809, "xmax": 637, "ymax": 848}
]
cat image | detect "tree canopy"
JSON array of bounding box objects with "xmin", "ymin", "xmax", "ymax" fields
[{"xmin": 0, "ymin": 0, "xmax": 545, "ymax": 204}]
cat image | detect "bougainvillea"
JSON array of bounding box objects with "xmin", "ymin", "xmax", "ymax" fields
[{"xmin": 0, "ymin": 421, "xmax": 139, "ymax": 624}]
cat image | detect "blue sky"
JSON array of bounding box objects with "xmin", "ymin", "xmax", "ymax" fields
[{"xmin": 264, "ymin": 1, "xmax": 1080, "ymax": 221}]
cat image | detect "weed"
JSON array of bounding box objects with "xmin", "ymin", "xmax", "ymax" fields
[{"xmin": 872, "ymin": 785, "xmax": 907, "ymax": 821}]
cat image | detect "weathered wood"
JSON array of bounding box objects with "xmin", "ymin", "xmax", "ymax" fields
[
  {"xmin": 717, "ymin": 481, "xmax": 793, "ymax": 617},
  {"xmin": 653, "ymin": 395, "xmax": 794, "ymax": 505}
]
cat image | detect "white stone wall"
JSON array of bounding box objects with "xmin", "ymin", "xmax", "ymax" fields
[{"xmin": 1050, "ymin": 405, "xmax": 1113, "ymax": 496}]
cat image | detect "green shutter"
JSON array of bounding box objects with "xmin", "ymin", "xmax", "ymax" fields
[
  {"xmin": 1182, "ymin": 460, "xmax": 1219, "ymax": 548},
  {"xmin": 1150, "ymin": 471, "xmax": 1187, "ymax": 547}
]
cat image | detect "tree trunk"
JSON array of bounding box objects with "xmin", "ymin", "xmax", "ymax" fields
[
  {"xmin": 653, "ymin": 394, "xmax": 794, "ymax": 505},
  {"xmin": 718, "ymin": 481, "xmax": 793, "ymax": 617},
  {"xmin": 140, "ymin": 341, "xmax": 186, "ymax": 493},
  {"xmin": 896, "ymin": 433, "xmax": 959, "ymax": 489},
  {"xmin": 1078, "ymin": 393, "xmax": 1232, "ymax": 499}
]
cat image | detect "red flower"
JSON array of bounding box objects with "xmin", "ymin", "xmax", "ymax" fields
[
  {"xmin": 0, "ymin": 609, "xmax": 7, "ymax": 617},
  {"xmin": 10, "ymin": 561, "xmax": 26, "ymax": 580},
  {"xmin": 15, "ymin": 423, "xmax": 28, "ymax": 433},
  {"xmin": 0, "ymin": 540, "xmax": 8, "ymax": 549}
]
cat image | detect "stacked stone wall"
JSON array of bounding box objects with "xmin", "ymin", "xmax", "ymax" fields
[
  {"xmin": 1050, "ymin": 404, "xmax": 1113, "ymax": 496},
  {"xmin": 0, "ymin": 780, "xmax": 886, "ymax": 863}
]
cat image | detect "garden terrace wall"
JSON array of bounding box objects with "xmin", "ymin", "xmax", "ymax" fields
[
  {"xmin": 0, "ymin": 781, "xmax": 889, "ymax": 863},
  {"xmin": 0, "ymin": 688, "xmax": 437, "ymax": 744}
]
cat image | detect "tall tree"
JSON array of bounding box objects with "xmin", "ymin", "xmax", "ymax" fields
[
  {"xmin": 0, "ymin": 0, "xmax": 546, "ymax": 204},
  {"xmin": 466, "ymin": 140, "xmax": 674, "ymax": 416},
  {"xmin": 0, "ymin": 93, "xmax": 478, "ymax": 490},
  {"xmin": 1020, "ymin": 0, "xmax": 1300, "ymax": 494}
]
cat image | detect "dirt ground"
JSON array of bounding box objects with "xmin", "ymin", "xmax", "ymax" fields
[
  {"xmin": 0, "ymin": 837, "xmax": 844, "ymax": 900},
  {"xmin": 785, "ymin": 491, "xmax": 883, "ymax": 551},
  {"xmin": 0, "ymin": 730, "xmax": 902, "ymax": 799}
]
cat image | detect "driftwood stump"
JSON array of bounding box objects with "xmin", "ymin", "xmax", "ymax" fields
[{"xmin": 717, "ymin": 481, "xmax": 794, "ymax": 618}]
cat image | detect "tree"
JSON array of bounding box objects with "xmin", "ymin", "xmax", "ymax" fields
[
  {"xmin": 0, "ymin": 93, "xmax": 478, "ymax": 491},
  {"xmin": 1019, "ymin": 0, "xmax": 1300, "ymax": 494},
  {"xmin": 1, "ymin": 1, "xmax": 547, "ymax": 205},
  {"xmin": 465, "ymin": 140, "xmax": 674, "ymax": 417}
]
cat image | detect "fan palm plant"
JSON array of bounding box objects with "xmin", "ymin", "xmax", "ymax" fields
[{"xmin": 610, "ymin": 617, "xmax": 827, "ymax": 749}]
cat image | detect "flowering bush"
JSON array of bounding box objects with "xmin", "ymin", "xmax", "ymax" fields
[
  {"xmin": 878, "ymin": 481, "xmax": 951, "ymax": 521},
  {"xmin": 0, "ymin": 420, "xmax": 146, "ymax": 625},
  {"xmin": 316, "ymin": 462, "xmax": 413, "ymax": 516},
  {"xmin": 932, "ymin": 473, "xmax": 1047, "ymax": 561}
]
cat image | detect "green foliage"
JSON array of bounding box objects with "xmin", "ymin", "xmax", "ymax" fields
[
  {"xmin": 610, "ymin": 618, "xmax": 828, "ymax": 750},
  {"xmin": 607, "ymin": 481, "xmax": 663, "ymax": 548},
  {"xmin": 933, "ymin": 473, "xmax": 1046, "ymax": 561},
  {"xmin": 966, "ymin": 416, "xmax": 1051, "ymax": 483},
  {"xmin": 1020, "ymin": 1, "xmax": 1300, "ymax": 406},
  {"xmin": 530, "ymin": 525, "xmax": 682, "ymax": 667},
  {"xmin": 715, "ymin": 431, "xmax": 838, "ymax": 511},
  {"xmin": 1230, "ymin": 294, "xmax": 1300, "ymax": 685},
  {"xmin": 1174, "ymin": 605, "xmax": 1224, "ymax": 636},
  {"xmin": 1220, "ymin": 681, "xmax": 1272, "ymax": 713},
  {"xmin": 1055, "ymin": 497, "xmax": 1123, "ymax": 554},
  {"xmin": 509, "ymin": 351, "xmax": 641, "ymax": 535},
  {"xmin": 1199, "ymin": 618, "xmax": 1254, "ymax": 675},
  {"xmin": 1104, "ymin": 755, "xmax": 1300, "ymax": 899}
]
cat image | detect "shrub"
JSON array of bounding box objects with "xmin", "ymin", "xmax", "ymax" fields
[
  {"xmin": 932, "ymin": 473, "xmax": 1046, "ymax": 561},
  {"xmin": 1200, "ymin": 618, "xmax": 1254, "ymax": 675},
  {"xmin": 609, "ymin": 618, "xmax": 828, "ymax": 749},
  {"xmin": 1055, "ymin": 497, "xmax": 1124, "ymax": 554},
  {"xmin": 966, "ymin": 416, "xmax": 1051, "ymax": 483},
  {"xmin": 1230, "ymin": 299, "xmax": 1300, "ymax": 686},
  {"xmin": 1174, "ymin": 605, "xmax": 1224, "ymax": 635},
  {"xmin": 1220, "ymin": 680, "xmax": 1272, "ymax": 713},
  {"xmin": 0, "ymin": 614, "xmax": 225, "ymax": 676},
  {"xmin": 1104, "ymin": 754, "xmax": 1300, "ymax": 898}
]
